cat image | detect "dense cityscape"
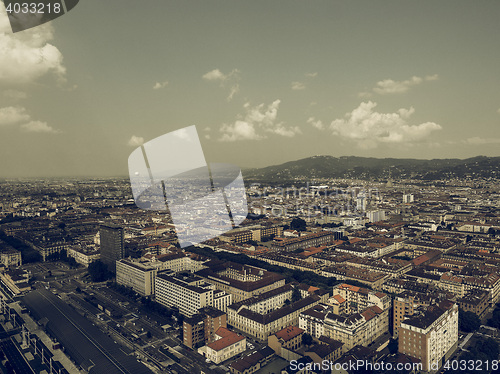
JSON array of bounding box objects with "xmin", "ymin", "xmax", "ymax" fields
[{"xmin": 1, "ymin": 161, "xmax": 500, "ymax": 374}]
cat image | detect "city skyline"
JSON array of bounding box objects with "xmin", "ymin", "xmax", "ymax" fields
[{"xmin": 1, "ymin": 0, "xmax": 500, "ymax": 177}]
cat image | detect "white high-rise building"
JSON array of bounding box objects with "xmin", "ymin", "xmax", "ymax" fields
[
  {"xmin": 399, "ymin": 301, "xmax": 458, "ymax": 372},
  {"xmin": 116, "ymin": 259, "xmax": 157, "ymax": 296},
  {"xmin": 367, "ymin": 210, "xmax": 386, "ymax": 223},
  {"xmin": 403, "ymin": 194, "xmax": 414, "ymax": 203}
]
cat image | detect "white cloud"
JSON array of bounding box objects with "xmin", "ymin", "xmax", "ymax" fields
[
  {"xmin": 307, "ymin": 117, "xmax": 325, "ymax": 130},
  {"xmin": 497, "ymin": 108, "xmax": 500, "ymax": 115},
  {"xmin": 220, "ymin": 120, "xmax": 263, "ymax": 142},
  {"xmin": 371, "ymin": 74, "xmax": 438, "ymax": 95},
  {"xmin": 373, "ymin": 76, "xmax": 422, "ymax": 94},
  {"xmin": 0, "ymin": 106, "xmax": 59, "ymax": 133},
  {"xmin": 220, "ymin": 100, "xmax": 300, "ymax": 141},
  {"xmin": 227, "ymin": 84, "xmax": 239, "ymax": 101},
  {"xmin": 153, "ymin": 81, "xmax": 168, "ymax": 90},
  {"xmin": 306, "ymin": 72, "xmax": 318, "ymax": 78},
  {"xmin": 358, "ymin": 91, "xmax": 373, "ymax": 98},
  {"xmin": 0, "ymin": 106, "xmax": 30, "ymax": 126},
  {"xmin": 128, "ymin": 135, "xmax": 144, "ymax": 147},
  {"xmin": 328, "ymin": 101, "xmax": 441, "ymax": 148},
  {"xmin": 202, "ymin": 68, "xmax": 240, "ymax": 101},
  {"xmin": 21, "ymin": 120, "xmax": 58, "ymax": 133},
  {"xmin": 272, "ymin": 124, "xmax": 301, "ymax": 137},
  {"xmin": 0, "ymin": 3, "xmax": 66, "ymax": 84},
  {"xmin": 291, "ymin": 81, "xmax": 305, "ymax": 90},
  {"xmin": 202, "ymin": 69, "xmax": 226, "ymax": 81},
  {"xmin": 2, "ymin": 90, "xmax": 27, "ymax": 100},
  {"xmin": 425, "ymin": 74, "xmax": 439, "ymax": 81},
  {"xmin": 464, "ymin": 137, "xmax": 500, "ymax": 145}
]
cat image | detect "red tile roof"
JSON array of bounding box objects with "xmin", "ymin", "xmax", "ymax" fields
[
  {"xmin": 274, "ymin": 326, "xmax": 304, "ymax": 342},
  {"xmin": 207, "ymin": 328, "xmax": 245, "ymax": 351}
]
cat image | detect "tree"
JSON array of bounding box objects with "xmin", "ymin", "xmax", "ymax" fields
[
  {"xmin": 480, "ymin": 337, "xmax": 499, "ymax": 361},
  {"xmin": 487, "ymin": 303, "xmax": 500, "ymax": 328},
  {"xmin": 291, "ymin": 287, "xmax": 302, "ymax": 303},
  {"xmin": 387, "ymin": 339, "xmax": 398, "ymax": 354},
  {"xmin": 458, "ymin": 309, "xmax": 480, "ymax": 332},
  {"xmin": 290, "ymin": 217, "xmax": 307, "ymax": 231},
  {"xmin": 302, "ymin": 333, "xmax": 313, "ymax": 346},
  {"xmin": 88, "ymin": 260, "xmax": 111, "ymax": 282}
]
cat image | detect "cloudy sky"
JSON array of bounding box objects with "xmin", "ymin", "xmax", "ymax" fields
[{"xmin": 1, "ymin": 0, "xmax": 499, "ymax": 177}]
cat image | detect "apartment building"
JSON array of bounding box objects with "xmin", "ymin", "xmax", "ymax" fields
[
  {"xmin": 299, "ymin": 303, "xmax": 330, "ymax": 338},
  {"xmin": 299, "ymin": 303, "xmax": 389, "ymax": 350},
  {"xmin": 0, "ymin": 248, "xmax": 22, "ymax": 268},
  {"xmin": 67, "ymin": 247, "xmax": 100, "ymax": 267},
  {"xmin": 399, "ymin": 301, "xmax": 458, "ymax": 372},
  {"xmin": 220, "ymin": 230, "xmax": 254, "ymax": 244},
  {"xmin": 321, "ymin": 264, "xmax": 389, "ymax": 289},
  {"xmin": 213, "ymin": 290, "xmax": 233, "ymax": 313},
  {"xmin": 407, "ymin": 269, "xmax": 500, "ymax": 305},
  {"xmin": 393, "ymin": 291, "xmax": 452, "ymax": 338},
  {"xmin": 199, "ymin": 327, "xmax": 246, "ymax": 364},
  {"xmin": 35, "ymin": 240, "xmax": 70, "ymax": 262},
  {"xmin": 259, "ymin": 225, "xmax": 283, "ymax": 239},
  {"xmin": 141, "ymin": 252, "xmax": 207, "ymax": 273},
  {"xmin": 155, "ymin": 273, "xmax": 214, "ymax": 317},
  {"xmin": 228, "ymin": 284, "xmax": 293, "ymax": 316},
  {"xmin": 305, "ymin": 338, "xmax": 344, "ymax": 366},
  {"xmin": 457, "ymin": 289, "xmax": 489, "ymax": 316},
  {"xmin": 100, "ymin": 224, "xmax": 125, "ymax": 272},
  {"xmin": 271, "ymin": 231, "xmax": 335, "ymax": 252},
  {"xmin": 332, "ymin": 283, "xmax": 391, "ymax": 314},
  {"xmin": 268, "ymin": 326, "xmax": 304, "ymax": 358},
  {"xmin": 116, "ymin": 259, "xmax": 157, "ymax": 296},
  {"xmin": 183, "ymin": 307, "xmax": 227, "ymax": 349},
  {"xmin": 326, "ymin": 305, "xmax": 388, "ymax": 350},
  {"xmin": 229, "ymin": 347, "xmax": 275, "ymax": 374},
  {"xmin": 195, "ymin": 262, "xmax": 285, "ymax": 302},
  {"xmin": 228, "ymin": 295, "xmax": 321, "ymax": 341},
  {"xmin": 258, "ymin": 253, "xmax": 320, "ymax": 273},
  {"xmin": 464, "ymin": 273, "xmax": 500, "ymax": 305}
]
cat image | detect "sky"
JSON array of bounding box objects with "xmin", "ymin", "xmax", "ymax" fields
[{"xmin": 0, "ymin": 0, "xmax": 500, "ymax": 177}]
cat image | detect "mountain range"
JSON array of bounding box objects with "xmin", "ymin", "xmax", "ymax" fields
[{"xmin": 243, "ymin": 155, "xmax": 500, "ymax": 182}]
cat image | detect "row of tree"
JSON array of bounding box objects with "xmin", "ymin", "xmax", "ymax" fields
[
  {"xmin": 88, "ymin": 260, "xmax": 113, "ymax": 282},
  {"xmin": 488, "ymin": 303, "xmax": 500, "ymax": 329}
]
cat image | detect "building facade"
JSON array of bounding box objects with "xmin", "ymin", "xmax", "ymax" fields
[
  {"xmin": 183, "ymin": 307, "xmax": 227, "ymax": 349},
  {"xmin": 155, "ymin": 273, "xmax": 214, "ymax": 317},
  {"xmin": 398, "ymin": 301, "xmax": 458, "ymax": 372},
  {"xmin": 100, "ymin": 224, "xmax": 125, "ymax": 273},
  {"xmin": 116, "ymin": 259, "xmax": 157, "ymax": 296}
]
